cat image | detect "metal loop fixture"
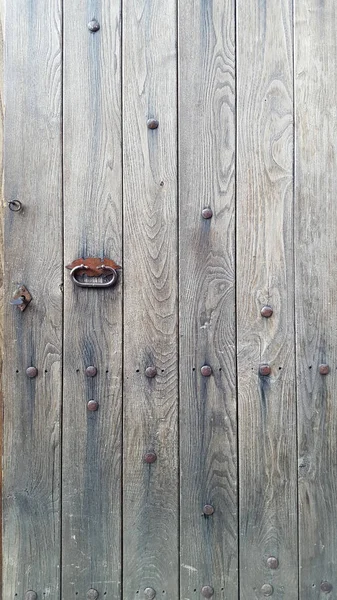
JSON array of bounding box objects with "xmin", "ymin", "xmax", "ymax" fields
[
  {"xmin": 8, "ymin": 200, "xmax": 22, "ymax": 212},
  {"xmin": 70, "ymin": 264, "xmax": 118, "ymax": 288}
]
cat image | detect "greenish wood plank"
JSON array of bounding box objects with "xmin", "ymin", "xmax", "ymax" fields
[
  {"xmin": 295, "ymin": 1, "xmax": 337, "ymax": 596},
  {"xmin": 62, "ymin": 2, "xmax": 122, "ymax": 598},
  {"xmin": 122, "ymin": 0, "xmax": 178, "ymax": 597},
  {"xmin": 3, "ymin": 0, "xmax": 63, "ymax": 597},
  {"xmin": 236, "ymin": 0, "xmax": 298, "ymax": 597},
  {"xmin": 178, "ymin": 0, "xmax": 238, "ymax": 597}
]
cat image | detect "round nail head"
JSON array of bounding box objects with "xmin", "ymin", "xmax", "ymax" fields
[
  {"xmin": 26, "ymin": 366, "xmax": 38, "ymax": 378},
  {"xmin": 144, "ymin": 588, "xmax": 156, "ymax": 599},
  {"xmin": 147, "ymin": 119, "xmax": 159, "ymax": 130},
  {"xmin": 321, "ymin": 582, "xmax": 333, "ymax": 593},
  {"xmin": 259, "ymin": 364, "xmax": 271, "ymax": 376},
  {"xmin": 201, "ymin": 365, "xmax": 212, "ymax": 377},
  {"xmin": 203, "ymin": 504, "xmax": 215, "ymax": 516},
  {"xmin": 86, "ymin": 365, "xmax": 97, "ymax": 377},
  {"xmin": 202, "ymin": 207, "xmax": 213, "ymax": 219},
  {"xmin": 201, "ymin": 586, "xmax": 214, "ymax": 598},
  {"xmin": 87, "ymin": 590, "xmax": 99, "ymax": 600},
  {"xmin": 25, "ymin": 593, "xmax": 37, "ymax": 600},
  {"xmin": 261, "ymin": 584, "xmax": 274, "ymax": 596},
  {"xmin": 266, "ymin": 556, "xmax": 279, "ymax": 569},
  {"xmin": 319, "ymin": 364, "xmax": 330, "ymax": 375},
  {"xmin": 88, "ymin": 20, "xmax": 100, "ymax": 32},
  {"xmin": 144, "ymin": 451, "xmax": 157, "ymax": 464},
  {"xmin": 145, "ymin": 366, "xmax": 157, "ymax": 378},
  {"xmin": 87, "ymin": 400, "xmax": 99, "ymax": 412},
  {"xmin": 261, "ymin": 305, "xmax": 273, "ymax": 318}
]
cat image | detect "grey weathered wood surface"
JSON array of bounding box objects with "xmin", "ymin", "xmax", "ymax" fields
[
  {"xmin": 295, "ymin": 1, "xmax": 337, "ymax": 596},
  {"xmin": 178, "ymin": 0, "xmax": 237, "ymax": 597},
  {"xmin": 3, "ymin": 0, "xmax": 63, "ymax": 598},
  {"xmin": 236, "ymin": 0, "xmax": 298, "ymax": 597},
  {"xmin": 0, "ymin": 0, "xmax": 4, "ymax": 591},
  {"xmin": 62, "ymin": 2, "xmax": 122, "ymax": 598},
  {"xmin": 122, "ymin": 0, "xmax": 178, "ymax": 597}
]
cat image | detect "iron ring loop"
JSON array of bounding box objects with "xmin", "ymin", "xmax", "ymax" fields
[{"xmin": 70, "ymin": 264, "xmax": 118, "ymax": 288}]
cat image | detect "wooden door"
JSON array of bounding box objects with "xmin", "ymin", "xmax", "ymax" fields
[{"xmin": 3, "ymin": 1, "xmax": 337, "ymax": 599}]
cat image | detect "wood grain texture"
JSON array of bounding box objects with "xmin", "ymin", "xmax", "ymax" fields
[
  {"xmin": 62, "ymin": 1, "xmax": 122, "ymax": 598},
  {"xmin": 3, "ymin": 0, "xmax": 62, "ymax": 597},
  {"xmin": 236, "ymin": 1, "xmax": 297, "ymax": 597},
  {"xmin": 0, "ymin": 0, "xmax": 3, "ymax": 592},
  {"xmin": 295, "ymin": 1, "xmax": 337, "ymax": 596},
  {"xmin": 122, "ymin": 0, "xmax": 178, "ymax": 597},
  {"xmin": 178, "ymin": 0, "xmax": 237, "ymax": 597}
]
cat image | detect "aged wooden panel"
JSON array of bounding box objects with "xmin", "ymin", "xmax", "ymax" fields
[
  {"xmin": 122, "ymin": 0, "xmax": 178, "ymax": 597},
  {"xmin": 0, "ymin": 0, "xmax": 4, "ymax": 590},
  {"xmin": 295, "ymin": 1, "xmax": 337, "ymax": 596},
  {"xmin": 3, "ymin": 0, "xmax": 62, "ymax": 597},
  {"xmin": 178, "ymin": 0, "xmax": 237, "ymax": 597},
  {"xmin": 62, "ymin": 2, "xmax": 122, "ymax": 598},
  {"xmin": 236, "ymin": 1, "xmax": 297, "ymax": 598}
]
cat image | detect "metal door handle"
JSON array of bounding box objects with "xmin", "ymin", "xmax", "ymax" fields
[{"xmin": 70, "ymin": 264, "xmax": 118, "ymax": 288}]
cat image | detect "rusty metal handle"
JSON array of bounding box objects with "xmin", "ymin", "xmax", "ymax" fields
[{"xmin": 70, "ymin": 264, "xmax": 118, "ymax": 288}]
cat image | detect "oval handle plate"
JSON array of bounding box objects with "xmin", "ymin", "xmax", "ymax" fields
[{"xmin": 70, "ymin": 264, "xmax": 118, "ymax": 288}]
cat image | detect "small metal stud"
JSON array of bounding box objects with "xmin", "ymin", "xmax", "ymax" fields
[
  {"xmin": 87, "ymin": 590, "xmax": 99, "ymax": 600},
  {"xmin": 203, "ymin": 504, "xmax": 215, "ymax": 516},
  {"xmin": 87, "ymin": 400, "xmax": 99, "ymax": 412},
  {"xmin": 8, "ymin": 200, "xmax": 23, "ymax": 212},
  {"xmin": 144, "ymin": 451, "xmax": 157, "ymax": 464},
  {"xmin": 25, "ymin": 592, "xmax": 37, "ymax": 600},
  {"xmin": 202, "ymin": 207, "xmax": 213, "ymax": 220},
  {"xmin": 261, "ymin": 584, "xmax": 274, "ymax": 596},
  {"xmin": 266, "ymin": 556, "xmax": 279, "ymax": 569},
  {"xmin": 201, "ymin": 365, "xmax": 212, "ymax": 377},
  {"xmin": 145, "ymin": 366, "xmax": 157, "ymax": 378},
  {"xmin": 88, "ymin": 20, "xmax": 100, "ymax": 32},
  {"xmin": 201, "ymin": 586, "xmax": 214, "ymax": 598},
  {"xmin": 319, "ymin": 364, "xmax": 330, "ymax": 375},
  {"xmin": 86, "ymin": 365, "xmax": 97, "ymax": 377},
  {"xmin": 321, "ymin": 582, "xmax": 333, "ymax": 593},
  {"xmin": 261, "ymin": 305, "xmax": 273, "ymax": 318},
  {"xmin": 144, "ymin": 588, "xmax": 156, "ymax": 599},
  {"xmin": 26, "ymin": 366, "xmax": 38, "ymax": 378},
  {"xmin": 259, "ymin": 364, "xmax": 271, "ymax": 376},
  {"xmin": 147, "ymin": 119, "xmax": 159, "ymax": 130}
]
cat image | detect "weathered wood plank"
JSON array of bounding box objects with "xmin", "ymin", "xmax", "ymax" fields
[
  {"xmin": 236, "ymin": 1, "xmax": 297, "ymax": 597},
  {"xmin": 3, "ymin": 0, "xmax": 62, "ymax": 597},
  {"xmin": 295, "ymin": 1, "xmax": 337, "ymax": 596},
  {"xmin": 62, "ymin": 2, "xmax": 122, "ymax": 598},
  {"xmin": 178, "ymin": 0, "xmax": 237, "ymax": 597},
  {"xmin": 122, "ymin": 0, "xmax": 178, "ymax": 597},
  {"xmin": 0, "ymin": 0, "xmax": 4, "ymax": 593}
]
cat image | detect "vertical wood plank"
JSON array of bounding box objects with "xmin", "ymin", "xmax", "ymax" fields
[
  {"xmin": 3, "ymin": 0, "xmax": 63, "ymax": 597},
  {"xmin": 122, "ymin": 0, "xmax": 178, "ymax": 597},
  {"xmin": 236, "ymin": 1, "xmax": 297, "ymax": 597},
  {"xmin": 62, "ymin": 2, "xmax": 122, "ymax": 598},
  {"xmin": 295, "ymin": 2, "xmax": 337, "ymax": 596},
  {"xmin": 0, "ymin": 0, "xmax": 4, "ymax": 591},
  {"xmin": 178, "ymin": 0, "xmax": 237, "ymax": 597}
]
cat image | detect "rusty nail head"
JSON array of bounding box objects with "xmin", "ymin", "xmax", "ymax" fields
[
  {"xmin": 266, "ymin": 556, "xmax": 279, "ymax": 569},
  {"xmin": 321, "ymin": 582, "xmax": 333, "ymax": 593},
  {"xmin": 201, "ymin": 365, "xmax": 212, "ymax": 377},
  {"xmin": 259, "ymin": 364, "xmax": 271, "ymax": 376},
  {"xmin": 319, "ymin": 364, "xmax": 330, "ymax": 375},
  {"xmin": 144, "ymin": 588, "xmax": 156, "ymax": 599},
  {"xmin": 26, "ymin": 366, "xmax": 38, "ymax": 378},
  {"xmin": 87, "ymin": 400, "xmax": 99, "ymax": 412},
  {"xmin": 86, "ymin": 365, "xmax": 97, "ymax": 377},
  {"xmin": 201, "ymin": 586, "xmax": 214, "ymax": 598},
  {"xmin": 25, "ymin": 593, "xmax": 37, "ymax": 600},
  {"xmin": 203, "ymin": 504, "xmax": 215, "ymax": 515},
  {"xmin": 261, "ymin": 584, "xmax": 274, "ymax": 596},
  {"xmin": 261, "ymin": 305, "xmax": 273, "ymax": 318},
  {"xmin": 202, "ymin": 207, "xmax": 213, "ymax": 219},
  {"xmin": 88, "ymin": 20, "xmax": 100, "ymax": 32},
  {"xmin": 145, "ymin": 366, "xmax": 157, "ymax": 378},
  {"xmin": 144, "ymin": 451, "xmax": 157, "ymax": 464},
  {"xmin": 147, "ymin": 119, "xmax": 159, "ymax": 130},
  {"xmin": 87, "ymin": 590, "xmax": 99, "ymax": 600}
]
